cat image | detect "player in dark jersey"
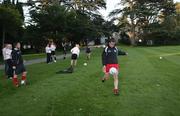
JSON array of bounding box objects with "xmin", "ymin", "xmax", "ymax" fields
[
  {"xmin": 85, "ymin": 46, "xmax": 91, "ymax": 60},
  {"xmin": 11, "ymin": 42, "xmax": 27, "ymax": 87},
  {"xmin": 102, "ymin": 39, "xmax": 127, "ymax": 95}
]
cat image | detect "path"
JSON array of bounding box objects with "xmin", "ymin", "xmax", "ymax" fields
[{"xmin": 0, "ymin": 54, "xmax": 71, "ymax": 70}]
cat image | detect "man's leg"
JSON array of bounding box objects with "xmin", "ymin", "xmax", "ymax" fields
[
  {"xmin": 54, "ymin": 55, "xmax": 57, "ymax": 61},
  {"xmin": 87, "ymin": 54, "xmax": 90, "ymax": 60},
  {"xmin": 74, "ymin": 60, "xmax": 77, "ymax": 66},
  {"xmin": 4, "ymin": 61, "xmax": 8, "ymax": 78},
  {"xmin": 7, "ymin": 60, "xmax": 13, "ymax": 79},
  {"xmin": 48, "ymin": 53, "xmax": 51, "ymax": 63},
  {"xmin": 113, "ymin": 74, "xmax": 118, "ymax": 89},
  {"xmin": 102, "ymin": 73, "xmax": 109, "ymax": 82},
  {"xmin": 113, "ymin": 73, "xmax": 119, "ymax": 95},
  {"xmin": 52, "ymin": 55, "xmax": 54, "ymax": 62},
  {"xmin": 71, "ymin": 60, "xmax": 74, "ymax": 66},
  {"xmin": 47, "ymin": 54, "xmax": 49, "ymax": 63},
  {"xmin": 50, "ymin": 54, "xmax": 53, "ymax": 62},
  {"xmin": 13, "ymin": 74, "xmax": 19, "ymax": 87},
  {"xmin": 21, "ymin": 71, "xmax": 27, "ymax": 85},
  {"xmin": 63, "ymin": 50, "xmax": 66, "ymax": 59}
]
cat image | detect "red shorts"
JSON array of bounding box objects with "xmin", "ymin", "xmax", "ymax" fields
[{"xmin": 105, "ymin": 64, "xmax": 119, "ymax": 73}]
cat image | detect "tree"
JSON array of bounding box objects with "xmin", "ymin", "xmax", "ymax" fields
[
  {"xmin": 0, "ymin": 5, "xmax": 22, "ymax": 47},
  {"xmin": 26, "ymin": 1, "xmax": 107, "ymax": 48},
  {"xmin": 109, "ymin": 0, "xmax": 176, "ymax": 45}
]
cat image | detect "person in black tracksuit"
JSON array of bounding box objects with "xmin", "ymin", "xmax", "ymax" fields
[
  {"xmin": 101, "ymin": 39, "xmax": 127, "ymax": 95},
  {"xmin": 11, "ymin": 42, "xmax": 27, "ymax": 87}
]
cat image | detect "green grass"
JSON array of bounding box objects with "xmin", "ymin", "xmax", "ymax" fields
[{"xmin": 0, "ymin": 46, "xmax": 180, "ymax": 116}]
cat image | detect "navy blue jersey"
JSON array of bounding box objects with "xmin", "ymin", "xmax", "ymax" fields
[
  {"xmin": 11, "ymin": 48, "xmax": 24, "ymax": 66},
  {"xmin": 102, "ymin": 46, "xmax": 126, "ymax": 66}
]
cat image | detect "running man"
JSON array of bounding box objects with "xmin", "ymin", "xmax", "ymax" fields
[
  {"xmin": 70, "ymin": 44, "xmax": 80, "ymax": 67},
  {"xmin": 11, "ymin": 42, "xmax": 27, "ymax": 87},
  {"xmin": 101, "ymin": 39, "xmax": 127, "ymax": 95}
]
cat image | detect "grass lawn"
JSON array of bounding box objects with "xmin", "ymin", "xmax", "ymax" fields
[{"xmin": 0, "ymin": 46, "xmax": 180, "ymax": 116}]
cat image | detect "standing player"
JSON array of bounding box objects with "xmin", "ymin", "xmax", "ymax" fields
[
  {"xmin": 2, "ymin": 44, "xmax": 8, "ymax": 77},
  {"xmin": 70, "ymin": 44, "xmax": 80, "ymax": 67},
  {"xmin": 51, "ymin": 42, "xmax": 57, "ymax": 62},
  {"xmin": 45, "ymin": 43, "xmax": 52, "ymax": 64},
  {"xmin": 5, "ymin": 44, "xmax": 13, "ymax": 79},
  {"xmin": 2, "ymin": 44, "xmax": 13, "ymax": 79},
  {"xmin": 101, "ymin": 39, "xmax": 127, "ymax": 95},
  {"xmin": 11, "ymin": 42, "xmax": 27, "ymax": 87},
  {"xmin": 85, "ymin": 46, "xmax": 91, "ymax": 60}
]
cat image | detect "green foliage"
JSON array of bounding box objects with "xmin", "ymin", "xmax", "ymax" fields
[
  {"xmin": 26, "ymin": 4, "xmax": 108, "ymax": 48},
  {"xmin": 0, "ymin": 4, "xmax": 23, "ymax": 45},
  {"xmin": 109, "ymin": 0, "xmax": 178, "ymax": 45},
  {"xmin": 15, "ymin": 2, "xmax": 24, "ymax": 21},
  {"xmin": 143, "ymin": 11, "xmax": 180, "ymax": 45},
  {"xmin": 0, "ymin": 5, "xmax": 22, "ymax": 30},
  {"xmin": 0, "ymin": 0, "xmax": 24, "ymax": 50},
  {"xmin": 60, "ymin": 0, "xmax": 106, "ymax": 13}
]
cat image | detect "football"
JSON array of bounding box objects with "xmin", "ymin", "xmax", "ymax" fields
[
  {"xmin": 83, "ymin": 63, "xmax": 87, "ymax": 66},
  {"xmin": 109, "ymin": 67, "xmax": 118, "ymax": 75}
]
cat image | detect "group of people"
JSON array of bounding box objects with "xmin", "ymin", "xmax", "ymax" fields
[
  {"xmin": 2, "ymin": 38, "xmax": 127, "ymax": 96},
  {"xmin": 2, "ymin": 42, "xmax": 27, "ymax": 87},
  {"xmin": 45, "ymin": 42, "xmax": 57, "ymax": 64},
  {"xmin": 45, "ymin": 41, "xmax": 91, "ymax": 68}
]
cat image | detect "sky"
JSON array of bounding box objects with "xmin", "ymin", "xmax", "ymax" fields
[{"xmin": 99, "ymin": 0, "xmax": 120, "ymax": 20}]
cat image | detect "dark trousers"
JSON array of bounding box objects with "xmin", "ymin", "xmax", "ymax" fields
[
  {"xmin": 5, "ymin": 59, "xmax": 13, "ymax": 78},
  {"xmin": 47, "ymin": 53, "xmax": 52, "ymax": 63},
  {"xmin": 4, "ymin": 60, "xmax": 8, "ymax": 75}
]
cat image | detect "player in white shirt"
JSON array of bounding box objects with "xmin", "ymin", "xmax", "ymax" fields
[
  {"xmin": 2, "ymin": 44, "xmax": 7, "ymax": 60},
  {"xmin": 2, "ymin": 44, "xmax": 8, "ymax": 77},
  {"xmin": 70, "ymin": 44, "xmax": 80, "ymax": 67},
  {"xmin": 51, "ymin": 42, "xmax": 57, "ymax": 62},
  {"xmin": 2, "ymin": 44, "xmax": 13, "ymax": 79},
  {"xmin": 45, "ymin": 44, "xmax": 52, "ymax": 64}
]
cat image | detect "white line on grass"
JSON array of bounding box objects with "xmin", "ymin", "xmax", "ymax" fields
[{"xmin": 149, "ymin": 52, "xmax": 180, "ymax": 58}]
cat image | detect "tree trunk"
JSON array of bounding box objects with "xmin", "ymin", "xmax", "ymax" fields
[
  {"xmin": 129, "ymin": 32, "xmax": 136, "ymax": 45},
  {"xmin": 129, "ymin": 23, "xmax": 136, "ymax": 46},
  {"xmin": 2, "ymin": 27, "xmax": 5, "ymax": 48}
]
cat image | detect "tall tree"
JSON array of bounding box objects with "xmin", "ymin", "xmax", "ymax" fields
[
  {"xmin": 109, "ymin": 0, "xmax": 176, "ymax": 45},
  {"xmin": 0, "ymin": 5, "xmax": 22, "ymax": 47}
]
